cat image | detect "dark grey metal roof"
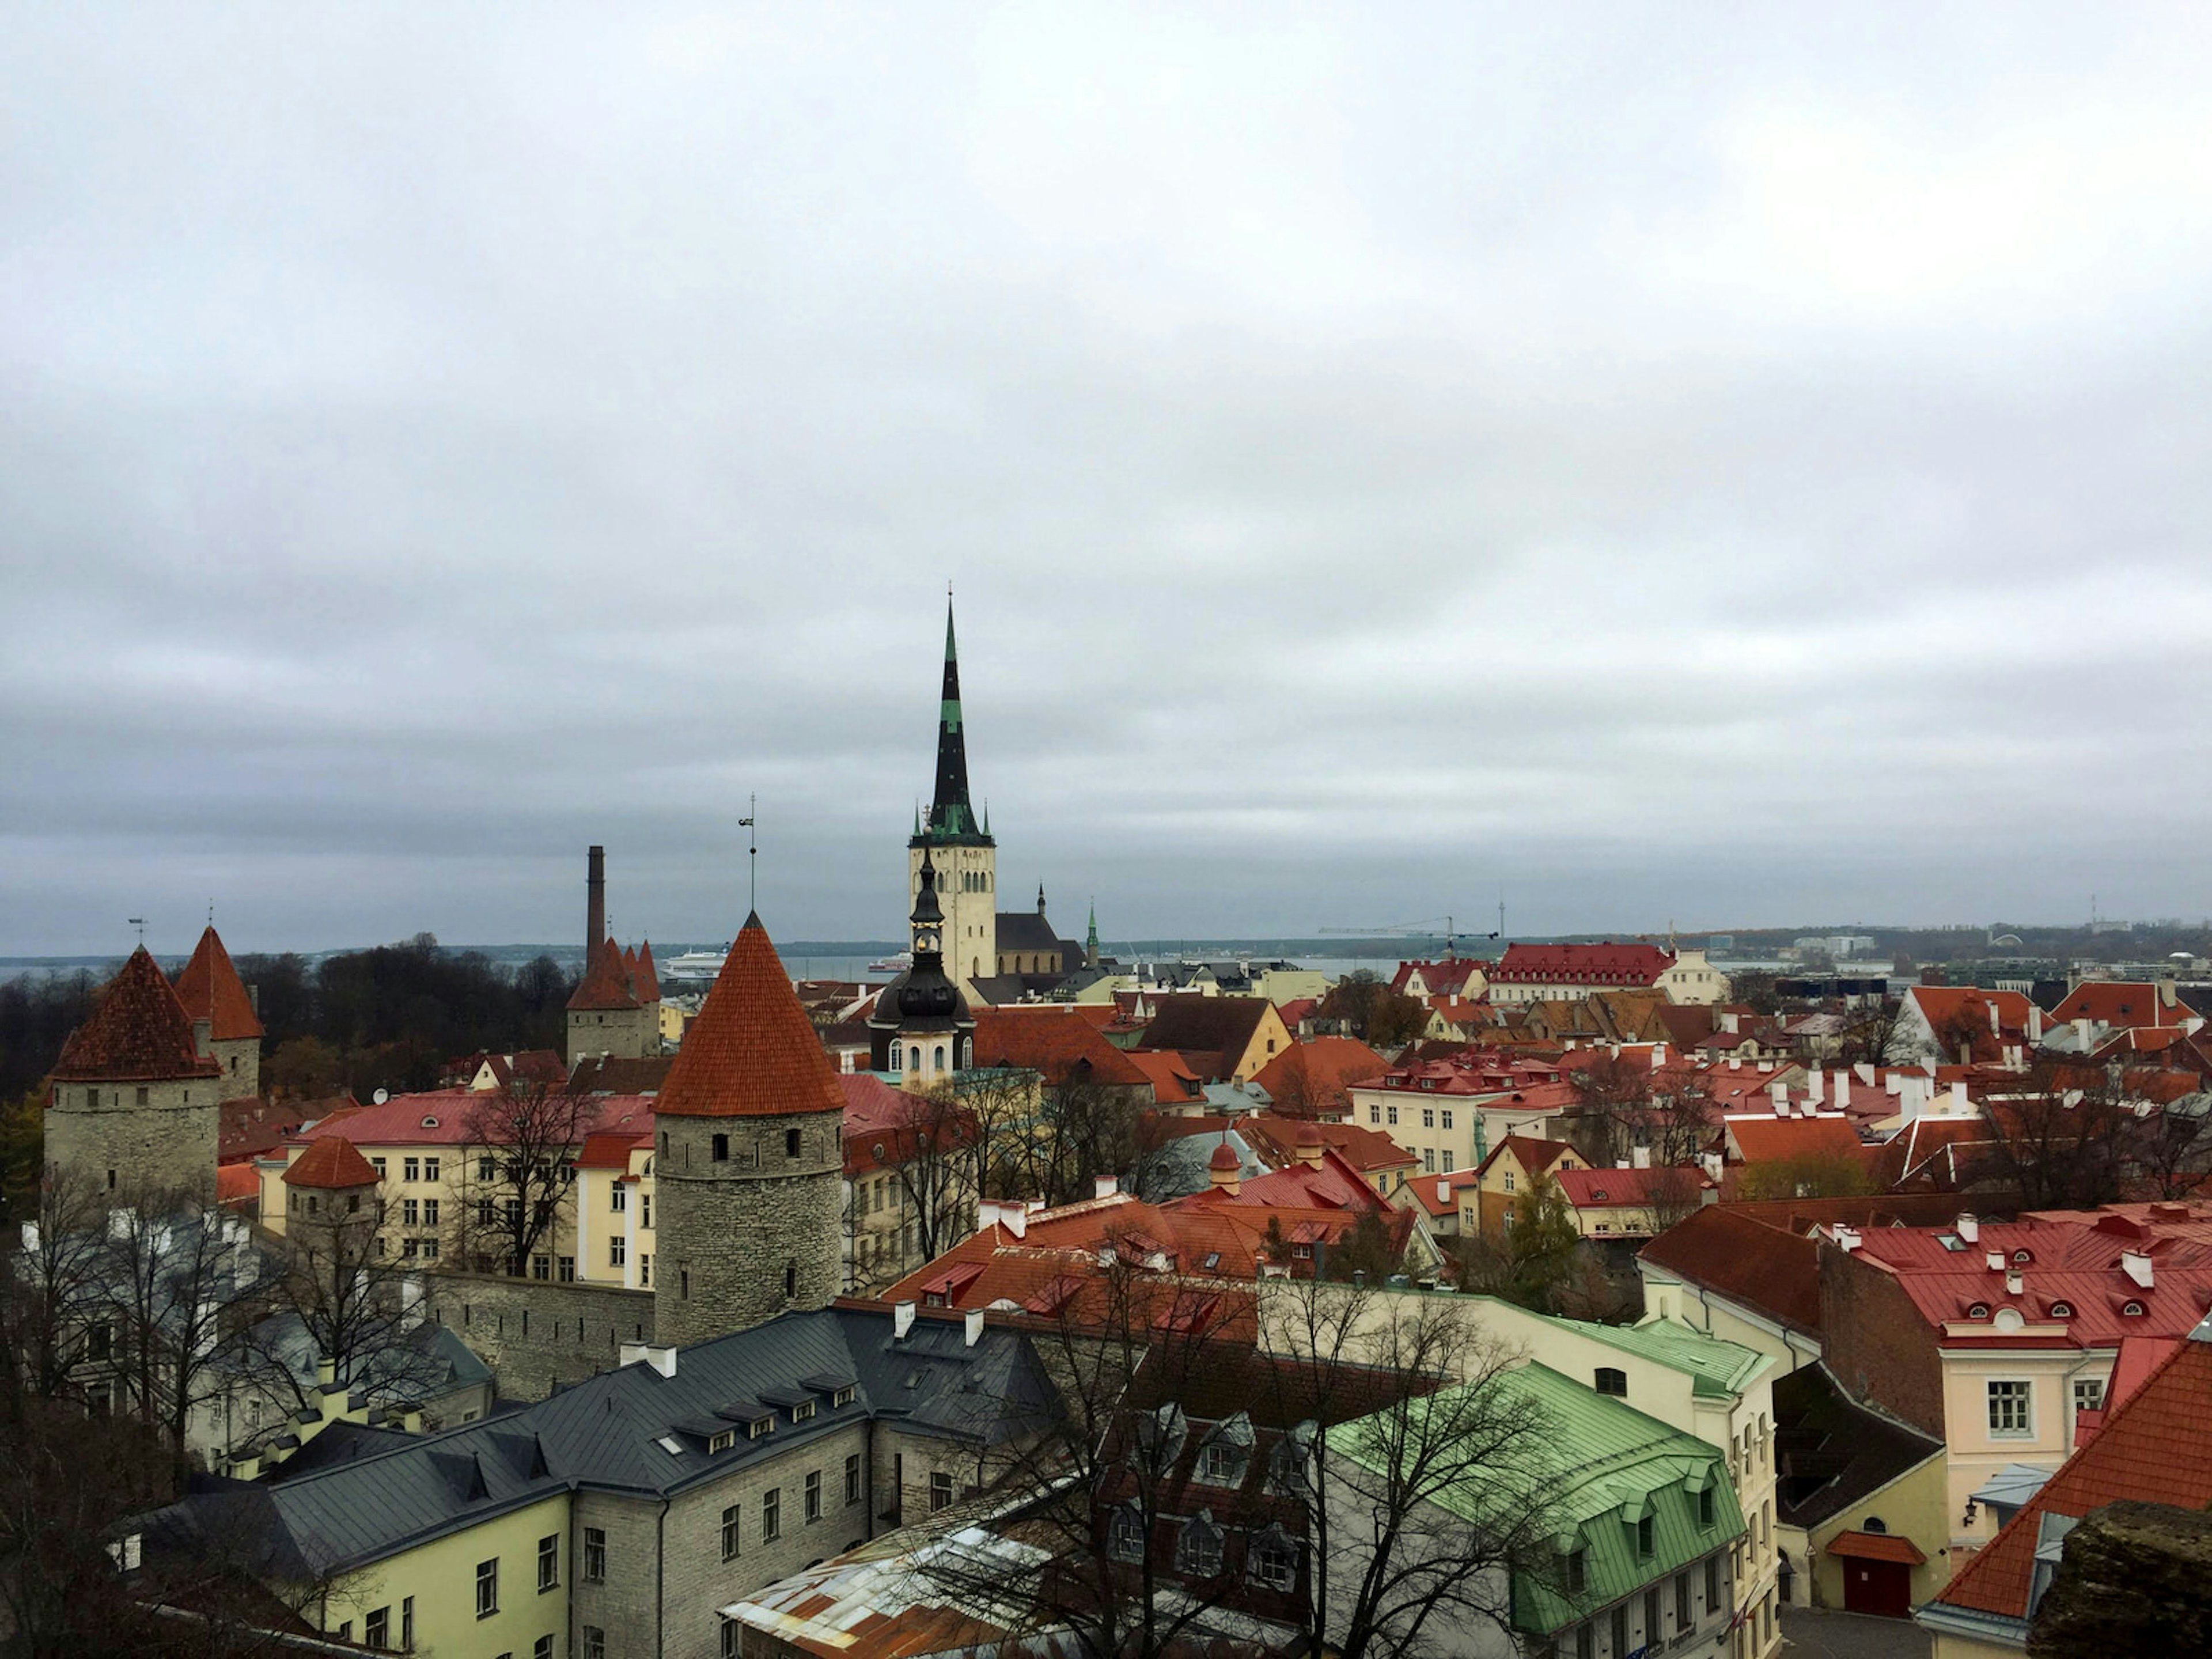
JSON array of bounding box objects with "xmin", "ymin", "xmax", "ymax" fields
[{"xmin": 142, "ymin": 1306, "xmax": 1051, "ymax": 1579}]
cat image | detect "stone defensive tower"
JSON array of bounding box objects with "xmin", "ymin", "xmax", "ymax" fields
[
  {"xmin": 47, "ymin": 946, "xmax": 222, "ymax": 1203},
  {"xmin": 651, "ymin": 914, "xmax": 845, "ymax": 1346},
  {"xmin": 172, "ymin": 925, "xmax": 266, "ymax": 1101}
]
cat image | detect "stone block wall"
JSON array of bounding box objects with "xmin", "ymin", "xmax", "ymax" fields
[
  {"xmin": 210, "ymin": 1036, "xmax": 260, "ymax": 1102},
  {"xmin": 568, "ymin": 1005, "xmax": 657, "ymax": 1066},
  {"xmin": 423, "ymin": 1271, "xmax": 656, "ymax": 1400},
  {"xmin": 45, "ymin": 1077, "xmax": 219, "ymax": 1205},
  {"xmin": 654, "ymin": 1111, "xmax": 843, "ymax": 1347}
]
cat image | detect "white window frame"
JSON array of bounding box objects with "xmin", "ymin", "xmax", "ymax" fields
[{"xmin": 1987, "ymin": 1377, "xmax": 2034, "ymax": 1439}]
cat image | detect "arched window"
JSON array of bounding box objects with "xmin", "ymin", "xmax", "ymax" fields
[
  {"xmin": 1861, "ymin": 1516, "xmax": 1888, "ymax": 1535},
  {"xmin": 1594, "ymin": 1367, "xmax": 1628, "ymax": 1397},
  {"xmin": 908, "ymin": 1047, "xmax": 922, "ymax": 1074},
  {"xmin": 933, "ymin": 1045, "xmax": 946, "ymax": 1071},
  {"xmin": 887, "ymin": 1046, "xmax": 902, "ymax": 1074}
]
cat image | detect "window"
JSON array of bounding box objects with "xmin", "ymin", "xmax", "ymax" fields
[
  {"xmin": 1442, "ymin": 1151, "xmax": 1453, "ymax": 1173},
  {"xmin": 642, "ymin": 1194, "xmax": 650, "ymax": 1228},
  {"xmin": 785, "ymin": 1262, "xmax": 797, "ymax": 1299},
  {"xmin": 1637, "ymin": 1513, "xmax": 1656, "ymax": 1558},
  {"xmin": 558, "ymin": 1255, "xmax": 575, "ymax": 1282},
  {"xmin": 1565, "ymin": 1545, "xmax": 1586, "ymax": 1594},
  {"xmin": 1179, "ymin": 1516, "xmax": 1224, "ymax": 1577},
  {"xmin": 1503, "ymin": 1171, "xmax": 1516, "ymax": 1192},
  {"xmin": 611, "ymin": 1185, "xmax": 627, "ymax": 1212},
  {"xmin": 1387, "ymin": 1105, "xmax": 1399, "ymax": 1126},
  {"xmin": 846, "ymin": 1452, "xmax": 863, "ymax": 1504},
  {"xmin": 762, "ymin": 1487, "xmax": 781, "ymax": 1540},
  {"xmin": 1422, "ymin": 1149, "xmax": 1435, "ymax": 1173},
  {"xmin": 88, "ymin": 1321, "xmax": 111, "ymax": 1361},
  {"xmin": 930, "ymin": 1470, "xmax": 953, "ymax": 1512},
  {"xmin": 722, "ymin": 1620, "xmax": 740, "ymax": 1659},
  {"xmin": 537, "ymin": 1533, "xmax": 558, "ymax": 1591},
  {"xmin": 1251, "ymin": 1532, "xmax": 1296, "ymax": 1590},
  {"xmin": 1421, "ymin": 1108, "xmax": 1435, "ymax": 1128},
  {"xmin": 584, "ymin": 1527, "xmax": 605, "ymax": 1582},
  {"xmin": 404, "ymin": 1158, "xmax": 420, "ymax": 1183},
  {"xmin": 423, "ymin": 1157, "xmax": 440, "ymax": 1182},
  {"xmin": 479, "ymin": 1156, "xmax": 498, "ymax": 1181},
  {"xmin": 402, "ymin": 1596, "xmax": 414, "ymax": 1649},
  {"xmin": 1645, "ymin": 1587, "xmax": 1661, "ymax": 1641},
  {"xmin": 1574, "ymin": 1625, "xmax": 1594, "ymax": 1659},
  {"xmin": 533, "ymin": 1638, "xmax": 552, "ymax": 1659},
  {"xmin": 1706, "ymin": 1555, "xmax": 1721, "ymax": 1609},
  {"xmin": 722, "ymin": 1503, "xmax": 741, "ymax": 1560},
  {"xmin": 422, "ymin": 1237, "xmax": 440, "ymax": 1259},
  {"xmin": 584, "ymin": 1630, "xmax": 605, "ymax": 1659},
  {"xmin": 532, "ymin": 1255, "xmax": 550, "ymax": 1280},
  {"xmin": 791, "ymin": 1399, "xmax": 815, "ymax": 1423},
  {"xmin": 805, "ymin": 1469, "xmax": 822, "ymax": 1521},
  {"xmin": 710, "ymin": 1430, "xmax": 734, "ymax": 1453},
  {"xmin": 747, "ymin": 1416, "xmax": 772, "ymax": 1440},
  {"xmin": 1676, "ymin": 1570, "xmax": 1692, "ymax": 1628},
  {"xmin": 1988, "ymin": 1380, "xmax": 2032, "ymax": 1437},
  {"xmin": 1594, "ymin": 1367, "xmax": 1627, "ymax": 1397},
  {"xmin": 1699, "ymin": 1483, "xmax": 1717, "ymax": 1527},
  {"xmin": 371, "ymin": 1157, "xmax": 387, "ymax": 1179},
  {"xmin": 478, "ymin": 1199, "xmax": 497, "ymax": 1227},
  {"xmin": 1201, "ymin": 1441, "xmax": 1245, "ymax": 1486},
  {"xmin": 366, "ymin": 1606, "xmax": 389, "ymax": 1649},
  {"xmin": 2074, "ymin": 1377, "xmax": 2105, "ymax": 1414},
  {"xmin": 422, "ymin": 1198, "xmax": 441, "ymax": 1227},
  {"xmin": 403, "ymin": 1238, "xmax": 419, "ymax": 1259},
  {"xmin": 1610, "ymin": 1606, "xmax": 1627, "ymax": 1654},
  {"xmin": 610, "ymin": 1237, "xmax": 627, "ymax": 1267},
  {"xmin": 639, "ymin": 1255, "xmax": 651, "ymax": 1286},
  {"xmin": 712, "ymin": 1133, "xmax": 729, "ymax": 1162},
  {"xmin": 1369, "ymin": 1105, "xmax": 1380, "ymax": 1124},
  {"xmin": 1110, "ymin": 1505, "xmax": 1146, "ymax": 1561},
  {"xmin": 786, "ymin": 1128, "xmax": 802, "ymax": 1158},
  {"xmin": 476, "ymin": 1558, "xmax": 499, "ymax": 1619}
]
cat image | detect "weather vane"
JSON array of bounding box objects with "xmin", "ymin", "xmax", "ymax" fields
[
  {"xmin": 738, "ymin": 794, "xmax": 758, "ymax": 912},
  {"xmin": 128, "ymin": 916, "xmax": 145, "ymax": 946}
]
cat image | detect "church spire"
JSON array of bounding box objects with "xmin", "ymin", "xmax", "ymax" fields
[{"xmin": 919, "ymin": 593, "xmax": 990, "ymax": 844}]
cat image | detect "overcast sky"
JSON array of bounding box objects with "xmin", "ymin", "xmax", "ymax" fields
[{"xmin": 7, "ymin": 5, "xmax": 2212, "ymax": 957}]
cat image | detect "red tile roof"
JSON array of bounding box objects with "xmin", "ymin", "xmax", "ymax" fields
[
  {"xmin": 1826, "ymin": 1530, "xmax": 1926, "ymax": 1566},
  {"xmin": 291, "ymin": 1089, "xmax": 652, "ymax": 1148},
  {"xmin": 1724, "ymin": 1113, "xmax": 1866, "ymax": 1166},
  {"xmin": 1123, "ymin": 1050, "xmax": 1203, "ymax": 1105},
  {"xmin": 969, "ymin": 1007, "xmax": 1150, "ymax": 1088},
  {"xmin": 51, "ymin": 948, "xmax": 222, "ymax": 1082},
  {"xmin": 171, "ymin": 926, "xmax": 265, "ymax": 1041},
  {"xmin": 1474, "ymin": 1134, "xmax": 1580, "ymax": 1182},
  {"xmin": 1638, "ymin": 1206, "xmax": 1821, "ymax": 1334},
  {"xmin": 2046, "ymin": 980, "xmax": 2187, "ymax": 1032},
  {"xmin": 656, "ymin": 917, "xmax": 846, "ymax": 1120},
  {"xmin": 1490, "ymin": 942, "xmax": 1673, "ymax": 986},
  {"xmin": 1250, "ymin": 1036, "xmax": 1387, "ymax": 1118},
  {"xmin": 217, "ymin": 1162, "xmax": 261, "ymax": 1208},
  {"xmin": 632, "ymin": 940, "xmax": 661, "ymax": 1001},
  {"xmin": 1240, "ymin": 1114, "xmax": 1415, "ymax": 1175},
  {"xmin": 567, "ymin": 936, "xmax": 650, "ymax": 1012},
  {"xmin": 1554, "ymin": 1165, "xmax": 1715, "ymax": 1209},
  {"xmin": 575, "ymin": 1127, "xmax": 653, "ymax": 1169},
  {"xmin": 283, "ymin": 1134, "xmax": 380, "ymax": 1189},
  {"xmin": 1130, "ymin": 996, "xmax": 1279, "ymax": 1081},
  {"xmin": 1933, "ymin": 1331, "xmax": 2212, "ymax": 1624}
]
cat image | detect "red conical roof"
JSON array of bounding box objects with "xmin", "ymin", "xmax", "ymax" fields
[
  {"xmin": 655, "ymin": 915, "xmax": 845, "ymax": 1119},
  {"xmin": 172, "ymin": 925, "xmax": 265, "ymax": 1041},
  {"xmin": 634, "ymin": 939, "xmax": 660, "ymax": 1001},
  {"xmin": 1209, "ymin": 1140, "xmax": 1241, "ymax": 1172},
  {"xmin": 567, "ymin": 937, "xmax": 641, "ymax": 1012},
  {"xmin": 283, "ymin": 1134, "xmax": 380, "ymax": 1190},
  {"xmin": 52, "ymin": 948, "xmax": 222, "ymax": 1083}
]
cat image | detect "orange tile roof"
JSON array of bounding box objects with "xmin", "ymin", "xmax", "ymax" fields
[
  {"xmin": 1637, "ymin": 1206, "xmax": 1821, "ymax": 1333},
  {"xmin": 1724, "ymin": 1113, "xmax": 1865, "ymax": 1166},
  {"xmin": 632, "ymin": 940, "xmax": 661, "ymax": 1001},
  {"xmin": 1933, "ymin": 1331, "xmax": 2212, "ymax": 1626},
  {"xmin": 970, "ymin": 1006, "xmax": 1150, "ymax": 1088},
  {"xmin": 1826, "ymin": 1529, "xmax": 1926, "ymax": 1566},
  {"xmin": 171, "ymin": 926, "xmax": 265, "ymax": 1041},
  {"xmin": 216, "ymin": 1162, "xmax": 261, "ymax": 1207},
  {"xmin": 51, "ymin": 948, "xmax": 222, "ymax": 1082},
  {"xmin": 1250, "ymin": 1036, "xmax": 1387, "ymax": 1116},
  {"xmin": 283, "ymin": 1134, "xmax": 380, "ymax": 1189},
  {"xmin": 1123, "ymin": 1049, "xmax": 1203, "ymax": 1105},
  {"xmin": 2046, "ymin": 980, "xmax": 2187, "ymax": 1031},
  {"xmin": 655, "ymin": 916, "xmax": 846, "ymax": 1120}
]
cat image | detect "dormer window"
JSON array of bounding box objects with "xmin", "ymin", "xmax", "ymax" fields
[
  {"xmin": 1594, "ymin": 1367, "xmax": 1627, "ymax": 1397},
  {"xmin": 1968, "ymin": 1303, "xmax": 1990, "ymax": 1320},
  {"xmin": 2124, "ymin": 1301, "xmax": 2146, "ymax": 1317},
  {"xmin": 2049, "ymin": 1301, "xmax": 2073, "ymax": 1319},
  {"xmin": 709, "ymin": 1430, "xmax": 734, "ymax": 1453},
  {"xmin": 2012, "ymin": 1249, "xmax": 2033, "ymax": 1264},
  {"xmin": 748, "ymin": 1417, "xmax": 772, "ymax": 1439},
  {"xmin": 791, "ymin": 1401, "xmax": 815, "ymax": 1423},
  {"xmin": 832, "ymin": 1386, "xmax": 855, "ymax": 1408}
]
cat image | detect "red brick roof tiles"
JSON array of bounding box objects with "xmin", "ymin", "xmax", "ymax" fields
[
  {"xmin": 1638, "ymin": 1206, "xmax": 1821, "ymax": 1334},
  {"xmin": 283, "ymin": 1134, "xmax": 380, "ymax": 1189},
  {"xmin": 970, "ymin": 1007, "xmax": 1150, "ymax": 1088},
  {"xmin": 2046, "ymin": 980, "xmax": 2187, "ymax": 1032},
  {"xmin": 1490, "ymin": 942, "xmax": 1673, "ymax": 986},
  {"xmin": 1123, "ymin": 1050, "xmax": 1203, "ymax": 1105},
  {"xmin": 632, "ymin": 940, "xmax": 661, "ymax": 1001},
  {"xmin": 1933, "ymin": 1332, "xmax": 2212, "ymax": 1624},
  {"xmin": 567, "ymin": 937, "xmax": 641, "ymax": 1012},
  {"xmin": 1724, "ymin": 1113, "xmax": 1866, "ymax": 1166},
  {"xmin": 1555, "ymin": 1165, "xmax": 1715, "ymax": 1209},
  {"xmin": 654, "ymin": 916, "xmax": 846, "ymax": 1120},
  {"xmin": 51, "ymin": 948, "xmax": 222, "ymax": 1083},
  {"xmin": 1250, "ymin": 1036, "xmax": 1387, "ymax": 1118},
  {"xmin": 172, "ymin": 926, "xmax": 265, "ymax": 1041}
]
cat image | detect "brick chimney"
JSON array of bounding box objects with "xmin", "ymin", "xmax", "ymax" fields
[{"xmin": 586, "ymin": 845, "xmax": 607, "ymax": 954}]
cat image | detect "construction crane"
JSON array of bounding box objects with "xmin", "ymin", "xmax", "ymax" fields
[{"xmin": 1319, "ymin": 911, "xmax": 1503, "ymax": 956}]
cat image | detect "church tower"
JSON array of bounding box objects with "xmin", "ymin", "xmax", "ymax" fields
[
  {"xmin": 868, "ymin": 850, "xmax": 975, "ymax": 1089},
  {"xmin": 908, "ymin": 597, "xmax": 997, "ymax": 993},
  {"xmin": 651, "ymin": 915, "xmax": 845, "ymax": 1347}
]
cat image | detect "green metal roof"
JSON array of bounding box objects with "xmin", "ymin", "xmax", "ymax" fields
[
  {"xmin": 1328, "ymin": 1361, "xmax": 1746, "ymax": 1635},
  {"xmin": 1516, "ymin": 1304, "xmax": 1772, "ymax": 1399}
]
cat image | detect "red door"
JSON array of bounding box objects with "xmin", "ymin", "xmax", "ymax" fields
[{"xmin": 1843, "ymin": 1558, "xmax": 1911, "ymax": 1618}]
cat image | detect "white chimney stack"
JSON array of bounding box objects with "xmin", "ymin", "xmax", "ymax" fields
[
  {"xmin": 1808, "ymin": 1069, "xmax": 1824, "ymax": 1104},
  {"xmin": 1986, "ymin": 1249, "xmax": 2005, "ymax": 1273},
  {"xmin": 1957, "ymin": 1213, "xmax": 1979, "ymax": 1243},
  {"xmin": 1094, "ymin": 1175, "xmax": 1119, "ymax": 1200},
  {"xmin": 965, "ymin": 1308, "xmax": 984, "ymax": 1347},
  {"xmin": 1436, "ymin": 1178, "xmax": 1451, "ymax": 1205},
  {"xmin": 1835, "ymin": 1073, "xmax": 1851, "ymax": 1112},
  {"xmin": 1950, "ymin": 1080, "xmax": 1968, "ymax": 1113},
  {"xmin": 1650, "ymin": 1044, "xmax": 1665, "ymax": 1071},
  {"xmin": 2122, "ymin": 1251, "xmax": 2154, "ymax": 1289},
  {"xmin": 893, "ymin": 1301, "xmax": 917, "ymax": 1339},
  {"xmin": 1003, "ymin": 1206, "xmax": 1027, "ymax": 1240},
  {"xmin": 2005, "ymin": 1270, "xmax": 2024, "ymax": 1297},
  {"xmin": 1832, "ymin": 1225, "xmax": 1862, "ymax": 1254},
  {"xmin": 1770, "ymin": 1081, "xmax": 1789, "ymax": 1113}
]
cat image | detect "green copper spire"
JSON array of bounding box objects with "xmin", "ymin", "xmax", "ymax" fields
[{"xmin": 917, "ymin": 593, "xmax": 990, "ymax": 844}]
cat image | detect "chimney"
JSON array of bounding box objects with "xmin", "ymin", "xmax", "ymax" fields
[
  {"xmin": 316, "ymin": 1357, "xmax": 337, "ymax": 1388},
  {"xmin": 619, "ymin": 1342, "xmax": 677, "ymax": 1377},
  {"xmin": 1770, "ymin": 1081, "xmax": 1788, "ymax": 1114},
  {"xmin": 1093, "ymin": 1175, "xmax": 1119, "ymax": 1200},
  {"xmin": 191, "ymin": 1017, "xmax": 213, "ymax": 1058},
  {"xmin": 964, "ymin": 1308, "xmax": 984, "ymax": 1347},
  {"xmin": 1729, "ymin": 1057, "xmax": 1742, "ymax": 1071},
  {"xmin": 1986, "ymin": 1249, "xmax": 2005, "ymax": 1274},
  {"xmin": 2122, "ymin": 1251, "xmax": 2154, "ymax": 1290},
  {"xmin": 893, "ymin": 1301, "xmax": 917, "ymax": 1339},
  {"xmin": 1701, "ymin": 1152, "xmax": 1724, "ymax": 1183},
  {"xmin": 1949, "ymin": 1080, "xmax": 1968, "ymax": 1113},
  {"xmin": 2005, "ymin": 1270, "xmax": 2024, "ymax": 1297},
  {"xmin": 1832, "ymin": 1225, "xmax": 1861, "ymax": 1253},
  {"xmin": 1807, "ymin": 1069, "xmax": 1824, "ymax": 1104},
  {"xmin": 586, "ymin": 845, "xmax": 607, "ymax": 953},
  {"xmin": 1835, "ymin": 1073, "xmax": 1851, "ymax": 1112},
  {"xmin": 1631, "ymin": 1145, "xmax": 1652, "ymax": 1169},
  {"xmin": 1003, "ymin": 1206, "xmax": 1027, "ymax": 1240},
  {"xmin": 1990, "ymin": 999, "xmax": 2002, "ymax": 1035},
  {"xmin": 1956, "ymin": 1213, "xmax": 1979, "ymax": 1243},
  {"xmin": 1650, "ymin": 1044, "xmax": 1665, "ymax": 1071}
]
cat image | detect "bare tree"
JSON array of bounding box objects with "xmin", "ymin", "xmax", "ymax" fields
[
  {"xmin": 2, "ymin": 1162, "xmax": 109, "ymax": 1411},
  {"xmin": 1982, "ymin": 1062, "xmax": 2138, "ymax": 1210},
  {"xmin": 878, "ymin": 1082, "xmax": 976, "ymax": 1266},
  {"xmin": 457, "ymin": 1081, "xmax": 592, "ymax": 1275},
  {"xmin": 2126, "ymin": 1093, "xmax": 2212, "ymax": 1201}
]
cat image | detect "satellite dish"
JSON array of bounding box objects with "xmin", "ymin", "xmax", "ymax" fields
[{"xmin": 373, "ymin": 1088, "xmax": 389, "ymax": 1105}]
